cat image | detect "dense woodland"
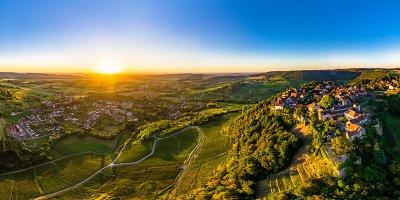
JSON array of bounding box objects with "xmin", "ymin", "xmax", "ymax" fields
[{"xmin": 191, "ymin": 101, "xmax": 300, "ymax": 199}]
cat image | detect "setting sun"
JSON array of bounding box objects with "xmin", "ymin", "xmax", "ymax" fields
[{"xmin": 94, "ymin": 61, "xmax": 123, "ymax": 74}]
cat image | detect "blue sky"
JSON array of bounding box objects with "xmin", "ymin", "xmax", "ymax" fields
[{"xmin": 1, "ymin": 0, "xmax": 400, "ymax": 73}]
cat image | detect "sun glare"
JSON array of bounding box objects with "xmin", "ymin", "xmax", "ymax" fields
[{"xmin": 95, "ymin": 61, "xmax": 123, "ymax": 74}]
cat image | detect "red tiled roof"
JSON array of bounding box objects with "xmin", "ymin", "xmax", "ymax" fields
[
  {"xmin": 345, "ymin": 109, "xmax": 359, "ymax": 118},
  {"xmin": 346, "ymin": 121, "xmax": 361, "ymax": 132}
]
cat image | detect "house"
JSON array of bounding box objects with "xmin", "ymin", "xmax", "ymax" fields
[
  {"xmin": 345, "ymin": 121, "xmax": 365, "ymax": 141},
  {"xmin": 285, "ymin": 97, "xmax": 297, "ymax": 107},
  {"xmin": 344, "ymin": 109, "xmax": 360, "ymax": 120},
  {"xmin": 352, "ymin": 104, "xmax": 361, "ymax": 112},
  {"xmin": 350, "ymin": 114, "xmax": 370, "ymax": 125},
  {"xmin": 290, "ymin": 92, "xmax": 298, "ymax": 98},
  {"xmin": 332, "ymin": 104, "xmax": 353, "ymax": 113},
  {"xmin": 273, "ymin": 99, "xmax": 285, "ymax": 110},
  {"xmin": 318, "ymin": 108, "xmax": 331, "ymax": 121}
]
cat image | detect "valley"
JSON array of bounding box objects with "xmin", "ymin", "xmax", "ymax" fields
[{"xmin": 0, "ymin": 70, "xmax": 399, "ymax": 199}]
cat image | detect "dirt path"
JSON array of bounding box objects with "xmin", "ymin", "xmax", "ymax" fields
[
  {"xmin": 0, "ymin": 131, "xmax": 127, "ymax": 177},
  {"xmin": 166, "ymin": 127, "xmax": 204, "ymax": 198},
  {"xmin": 34, "ymin": 126, "xmax": 200, "ymax": 200}
]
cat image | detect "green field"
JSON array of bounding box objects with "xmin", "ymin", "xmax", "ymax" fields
[
  {"xmin": 174, "ymin": 114, "xmax": 237, "ymax": 196},
  {"xmin": 191, "ymin": 80, "xmax": 303, "ymax": 103},
  {"xmin": 0, "ymin": 153, "xmax": 110, "ymax": 199},
  {"xmin": 60, "ymin": 128, "xmax": 199, "ymax": 199},
  {"xmin": 114, "ymin": 141, "xmax": 153, "ymax": 163},
  {"xmin": 52, "ymin": 135, "xmax": 114, "ymax": 156}
]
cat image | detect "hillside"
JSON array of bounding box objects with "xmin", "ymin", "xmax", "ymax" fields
[{"xmin": 1, "ymin": 70, "xmax": 400, "ymax": 199}]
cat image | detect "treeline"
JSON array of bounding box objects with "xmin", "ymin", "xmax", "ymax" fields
[
  {"xmin": 190, "ymin": 101, "xmax": 300, "ymax": 199},
  {"xmin": 352, "ymin": 69, "xmax": 399, "ymax": 87},
  {"xmin": 0, "ymin": 138, "xmax": 51, "ymax": 172},
  {"xmin": 136, "ymin": 110, "xmax": 228, "ymax": 141},
  {"xmin": 258, "ymin": 70, "xmax": 361, "ymax": 82},
  {"xmin": 0, "ymin": 88, "xmax": 12, "ymax": 100},
  {"xmin": 386, "ymin": 94, "xmax": 400, "ymax": 116}
]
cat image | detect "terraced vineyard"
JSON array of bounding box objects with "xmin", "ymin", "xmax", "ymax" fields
[
  {"xmin": 258, "ymin": 148, "xmax": 339, "ymax": 196},
  {"xmin": 257, "ymin": 123, "xmax": 340, "ymax": 197}
]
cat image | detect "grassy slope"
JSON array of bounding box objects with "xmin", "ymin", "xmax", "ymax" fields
[
  {"xmin": 0, "ymin": 153, "xmax": 110, "ymax": 199},
  {"xmin": 114, "ymin": 141, "xmax": 153, "ymax": 163},
  {"xmin": 52, "ymin": 135, "xmax": 114, "ymax": 156},
  {"xmin": 55, "ymin": 127, "xmax": 200, "ymax": 199},
  {"xmin": 174, "ymin": 113, "xmax": 238, "ymax": 196}
]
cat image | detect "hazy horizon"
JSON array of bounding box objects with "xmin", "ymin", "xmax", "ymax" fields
[{"xmin": 2, "ymin": 0, "xmax": 400, "ymax": 73}]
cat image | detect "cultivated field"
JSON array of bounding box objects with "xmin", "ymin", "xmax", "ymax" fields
[
  {"xmin": 34, "ymin": 127, "xmax": 201, "ymax": 199},
  {"xmin": 174, "ymin": 114, "xmax": 238, "ymax": 196}
]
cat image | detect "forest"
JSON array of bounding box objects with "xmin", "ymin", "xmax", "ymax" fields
[{"xmin": 191, "ymin": 101, "xmax": 300, "ymax": 198}]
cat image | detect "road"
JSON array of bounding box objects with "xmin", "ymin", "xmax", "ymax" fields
[{"xmin": 34, "ymin": 126, "xmax": 200, "ymax": 200}]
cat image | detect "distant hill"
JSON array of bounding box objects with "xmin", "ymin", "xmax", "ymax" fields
[{"xmin": 252, "ymin": 69, "xmax": 362, "ymax": 82}]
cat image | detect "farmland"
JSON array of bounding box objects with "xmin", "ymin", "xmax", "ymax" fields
[
  {"xmin": 174, "ymin": 114, "xmax": 238, "ymax": 196},
  {"xmin": 0, "ymin": 71, "xmax": 368, "ymax": 199}
]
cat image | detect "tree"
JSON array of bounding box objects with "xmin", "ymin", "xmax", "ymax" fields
[
  {"xmin": 331, "ymin": 136, "xmax": 353, "ymax": 155},
  {"xmin": 319, "ymin": 94, "xmax": 334, "ymax": 109},
  {"xmin": 310, "ymin": 124, "xmax": 325, "ymax": 156}
]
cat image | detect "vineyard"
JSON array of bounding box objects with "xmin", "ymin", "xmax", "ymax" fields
[
  {"xmin": 257, "ymin": 123, "xmax": 339, "ymax": 197},
  {"xmin": 2, "ymin": 127, "xmax": 200, "ymax": 199},
  {"xmin": 174, "ymin": 114, "xmax": 237, "ymax": 196}
]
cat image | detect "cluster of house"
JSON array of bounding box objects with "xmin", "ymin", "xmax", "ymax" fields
[
  {"xmin": 84, "ymin": 101, "xmax": 138, "ymax": 129},
  {"xmin": 7, "ymin": 94, "xmax": 140, "ymax": 140},
  {"xmin": 7, "ymin": 114, "xmax": 61, "ymax": 140},
  {"xmin": 361, "ymin": 78, "xmax": 400, "ymax": 93},
  {"xmin": 272, "ymin": 82, "xmax": 370, "ymax": 141}
]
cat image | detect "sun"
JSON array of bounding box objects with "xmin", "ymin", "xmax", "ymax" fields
[{"xmin": 94, "ymin": 61, "xmax": 123, "ymax": 74}]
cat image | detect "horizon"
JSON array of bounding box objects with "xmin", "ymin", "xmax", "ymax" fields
[
  {"xmin": 2, "ymin": 0, "xmax": 400, "ymax": 73},
  {"xmin": 0, "ymin": 67, "xmax": 397, "ymax": 76}
]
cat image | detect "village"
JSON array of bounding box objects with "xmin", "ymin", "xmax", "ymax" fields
[
  {"xmin": 6, "ymin": 95, "xmax": 140, "ymax": 141},
  {"xmin": 5, "ymin": 91, "xmax": 206, "ymax": 141},
  {"xmin": 270, "ymin": 81, "xmax": 380, "ymax": 175},
  {"xmin": 273, "ymin": 82, "xmax": 370, "ymax": 139}
]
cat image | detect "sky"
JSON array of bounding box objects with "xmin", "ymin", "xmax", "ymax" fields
[{"xmin": 1, "ymin": 0, "xmax": 400, "ymax": 73}]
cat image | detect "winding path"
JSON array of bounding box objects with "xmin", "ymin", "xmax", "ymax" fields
[
  {"xmin": 34, "ymin": 126, "xmax": 201, "ymax": 200},
  {"xmin": 166, "ymin": 126, "xmax": 204, "ymax": 198},
  {"xmin": 0, "ymin": 132, "xmax": 126, "ymax": 177}
]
